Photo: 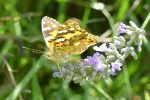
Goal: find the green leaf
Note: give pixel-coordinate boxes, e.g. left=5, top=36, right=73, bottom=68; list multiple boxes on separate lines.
left=31, top=75, right=43, bottom=100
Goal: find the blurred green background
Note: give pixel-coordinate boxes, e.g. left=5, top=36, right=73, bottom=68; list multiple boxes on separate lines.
left=0, top=0, right=150, bottom=100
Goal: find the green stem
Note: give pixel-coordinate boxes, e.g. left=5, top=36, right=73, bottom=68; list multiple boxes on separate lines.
left=90, top=82, right=113, bottom=100
left=101, top=8, right=115, bottom=36
left=6, top=57, right=44, bottom=100
left=57, top=0, right=66, bottom=23
left=141, top=12, right=150, bottom=29
left=90, top=3, right=115, bottom=35
left=82, top=6, right=91, bottom=29
left=123, top=66, right=132, bottom=98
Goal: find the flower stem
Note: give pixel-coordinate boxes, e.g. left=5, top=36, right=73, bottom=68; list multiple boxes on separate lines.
left=141, top=12, right=150, bottom=29
left=6, top=57, right=44, bottom=100
left=90, top=82, right=113, bottom=100
left=101, top=8, right=115, bottom=35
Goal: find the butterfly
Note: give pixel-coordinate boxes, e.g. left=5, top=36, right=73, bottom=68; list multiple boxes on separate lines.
left=41, top=16, right=101, bottom=63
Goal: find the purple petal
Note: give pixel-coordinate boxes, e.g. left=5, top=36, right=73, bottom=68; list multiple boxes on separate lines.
left=53, top=72, right=60, bottom=77
left=111, top=62, right=122, bottom=71
left=110, top=62, right=122, bottom=76
left=95, top=63, right=105, bottom=72
left=93, top=43, right=109, bottom=52
left=117, top=22, right=127, bottom=35
left=84, top=52, right=106, bottom=73
left=114, top=39, right=121, bottom=46
left=85, top=56, right=96, bottom=66
left=110, top=68, right=117, bottom=76
left=84, top=52, right=101, bottom=66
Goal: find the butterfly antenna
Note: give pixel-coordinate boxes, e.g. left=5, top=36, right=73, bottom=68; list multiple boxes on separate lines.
left=22, top=46, right=45, bottom=54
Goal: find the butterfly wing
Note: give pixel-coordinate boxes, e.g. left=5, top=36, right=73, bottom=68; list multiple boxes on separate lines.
left=53, top=19, right=101, bottom=55
left=41, top=16, right=61, bottom=47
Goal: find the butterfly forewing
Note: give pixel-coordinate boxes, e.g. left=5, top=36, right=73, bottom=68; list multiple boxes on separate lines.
left=52, top=19, right=100, bottom=55
left=41, top=16, right=61, bottom=47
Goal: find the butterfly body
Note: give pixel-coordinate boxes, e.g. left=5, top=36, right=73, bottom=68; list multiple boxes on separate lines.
left=41, top=16, right=100, bottom=63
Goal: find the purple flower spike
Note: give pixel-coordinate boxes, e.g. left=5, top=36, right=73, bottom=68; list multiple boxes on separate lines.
left=53, top=72, right=60, bottom=77
left=117, top=22, right=128, bottom=35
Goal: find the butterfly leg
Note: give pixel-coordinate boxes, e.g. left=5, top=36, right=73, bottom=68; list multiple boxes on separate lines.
left=56, top=61, right=65, bottom=80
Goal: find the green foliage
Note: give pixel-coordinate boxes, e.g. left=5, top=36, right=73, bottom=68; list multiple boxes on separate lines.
left=0, top=0, right=150, bottom=100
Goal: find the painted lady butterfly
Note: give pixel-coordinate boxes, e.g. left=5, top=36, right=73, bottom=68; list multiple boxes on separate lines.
left=41, top=16, right=100, bottom=63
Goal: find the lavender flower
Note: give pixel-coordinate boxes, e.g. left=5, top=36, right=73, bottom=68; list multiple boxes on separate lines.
left=110, top=61, right=122, bottom=76
left=93, top=43, right=110, bottom=52
left=117, top=22, right=128, bottom=35
left=113, top=36, right=126, bottom=48
left=84, top=52, right=100, bottom=66
left=84, top=52, right=106, bottom=72
left=53, top=72, right=60, bottom=77
left=111, top=61, right=122, bottom=71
